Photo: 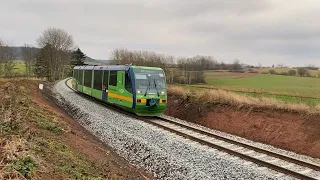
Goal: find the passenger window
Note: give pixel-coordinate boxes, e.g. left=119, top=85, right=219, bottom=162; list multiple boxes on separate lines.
left=109, top=71, right=117, bottom=86
left=84, top=70, right=92, bottom=87
left=79, top=70, right=83, bottom=85
left=125, top=72, right=132, bottom=93
left=93, top=70, right=103, bottom=90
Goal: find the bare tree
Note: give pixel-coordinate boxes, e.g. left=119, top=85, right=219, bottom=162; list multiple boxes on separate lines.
left=0, top=39, right=3, bottom=75
left=22, top=44, right=37, bottom=76
left=230, top=59, right=242, bottom=71
left=0, top=44, right=16, bottom=76
left=36, top=27, right=74, bottom=81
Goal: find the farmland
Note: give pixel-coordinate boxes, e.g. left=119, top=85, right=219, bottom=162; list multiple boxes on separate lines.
left=173, top=70, right=320, bottom=108
left=205, top=72, right=320, bottom=96
left=0, top=61, right=27, bottom=76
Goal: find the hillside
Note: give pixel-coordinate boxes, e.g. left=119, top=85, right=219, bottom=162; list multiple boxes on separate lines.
left=3, top=46, right=111, bottom=64
left=0, top=79, right=150, bottom=179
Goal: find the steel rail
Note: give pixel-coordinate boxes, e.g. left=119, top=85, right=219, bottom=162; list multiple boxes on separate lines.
left=64, top=78, right=319, bottom=180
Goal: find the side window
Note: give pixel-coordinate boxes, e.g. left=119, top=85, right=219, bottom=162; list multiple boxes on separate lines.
left=109, top=71, right=117, bottom=86
left=79, top=70, right=83, bottom=85
left=103, top=70, right=109, bottom=89
left=125, top=72, right=132, bottom=93
left=75, top=70, right=77, bottom=79
left=75, top=70, right=78, bottom=80
left=93, top=70, right=103, bottom=90
left=84, top=70, right=92, bottom=87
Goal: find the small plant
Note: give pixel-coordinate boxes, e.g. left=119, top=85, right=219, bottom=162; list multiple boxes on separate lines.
left=12, top=156, right=37, bottom=178
left=34, top=118, right=63, bottom=134
left=0, top=121, right=18, bottom=135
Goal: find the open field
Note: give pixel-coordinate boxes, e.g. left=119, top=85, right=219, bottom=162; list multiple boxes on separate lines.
left=0, top=62, right=27, bottom=76
left=204, top=72, right=320, bottom=97
left=12, top=62, right=26, bottom=75
left=173, top=71, right=320, bottom=108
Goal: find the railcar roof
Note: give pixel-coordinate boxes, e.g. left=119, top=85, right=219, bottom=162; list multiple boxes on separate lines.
left=73, top=65, right=129, bottom=71
left=73, top=65, right=163, bottom=71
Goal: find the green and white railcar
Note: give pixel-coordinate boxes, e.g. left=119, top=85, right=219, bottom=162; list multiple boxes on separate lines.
left=71, top=65, right=167, bottom=116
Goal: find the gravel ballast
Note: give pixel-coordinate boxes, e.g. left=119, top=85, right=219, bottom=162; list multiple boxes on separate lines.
left=161, top=115, right=320, bottom=166
left=53, top=79, right=293, bottom=180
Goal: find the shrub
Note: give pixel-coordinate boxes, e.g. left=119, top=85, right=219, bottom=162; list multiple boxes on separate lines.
left=279, top=72, right=289, bottom=76
left=288, top=70, right=296, bottom=76
left=306, top=72, right=312, bottom=77
left=269, top=69, right=276, bottom=74
left=297, top=67, right=308, bottom=76
left=247, top=69, right=258, bottom=73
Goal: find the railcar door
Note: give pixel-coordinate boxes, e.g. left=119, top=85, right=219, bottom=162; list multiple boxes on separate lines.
left=102, top=70, right=109, bottom=102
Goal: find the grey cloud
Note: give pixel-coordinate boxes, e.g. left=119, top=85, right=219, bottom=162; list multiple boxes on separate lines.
left=0, top=0, right=319, bottom=66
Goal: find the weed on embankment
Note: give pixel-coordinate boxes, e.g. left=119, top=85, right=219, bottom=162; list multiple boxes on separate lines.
left=0, top=79, right=104, bottom=179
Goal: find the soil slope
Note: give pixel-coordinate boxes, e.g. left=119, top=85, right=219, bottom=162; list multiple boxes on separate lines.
left=166, top=94, right=320, bottom=158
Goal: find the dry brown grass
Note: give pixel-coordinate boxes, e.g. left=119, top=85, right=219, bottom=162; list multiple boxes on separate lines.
left=169, top=86, right=191, bottom=98
left=168, top=86, right=320, bottom=114
left=2, top=137, right=29, bottom=162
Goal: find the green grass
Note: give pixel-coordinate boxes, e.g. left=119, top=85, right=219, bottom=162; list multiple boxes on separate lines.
left=205, top=73, right=320, bottom=97
left=172, top=72, right=320, bottom=108
left=0, top=62, right=27, bottom=76
left=12, top=62, right=27, bottom=75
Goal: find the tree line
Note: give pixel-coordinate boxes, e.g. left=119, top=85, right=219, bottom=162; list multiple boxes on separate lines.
left=1, top=27, right=319, bottom=83
left=109, top=48, right=244, bottom=84
left=0, top=27, right=86, bottom=81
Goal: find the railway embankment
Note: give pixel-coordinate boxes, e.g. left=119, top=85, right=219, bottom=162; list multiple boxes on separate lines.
left=166, top=87, right=320, bottom=159
left=0, top=79, right=150, bottom=179
left=53, top=79, right=283, bottom=179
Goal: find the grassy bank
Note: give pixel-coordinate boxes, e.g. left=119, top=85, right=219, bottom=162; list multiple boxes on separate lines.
left=0, top=80, right=101, bottom=179
left=168, top=86, right=320, bottom=114
left=0, top=79, right=146, bottom=179
left=172, top=85, right=320, bottom=108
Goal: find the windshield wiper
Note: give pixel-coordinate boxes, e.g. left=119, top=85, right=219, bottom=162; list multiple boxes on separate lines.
left=144, top=77, right=151, bottom=96
left=154, top=79, right=160, bottom=97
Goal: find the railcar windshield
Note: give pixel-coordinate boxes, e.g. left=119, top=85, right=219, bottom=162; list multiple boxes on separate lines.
left=134, top=68, right=166, bottom=95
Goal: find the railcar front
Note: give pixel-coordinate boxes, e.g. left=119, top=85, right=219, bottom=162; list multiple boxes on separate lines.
left=132, top=66, right=167, bottom=116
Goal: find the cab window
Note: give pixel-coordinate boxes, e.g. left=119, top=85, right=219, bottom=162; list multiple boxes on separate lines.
left=125, top=71, right=132, bottom=93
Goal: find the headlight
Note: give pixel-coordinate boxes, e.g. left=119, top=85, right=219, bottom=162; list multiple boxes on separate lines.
left=161, top=91, right=165, bottom=94
left=137, top=90, right=141, bottom=93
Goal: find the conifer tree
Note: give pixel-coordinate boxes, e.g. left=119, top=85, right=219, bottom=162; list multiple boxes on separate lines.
left=71, top=48, right=86, bottom=66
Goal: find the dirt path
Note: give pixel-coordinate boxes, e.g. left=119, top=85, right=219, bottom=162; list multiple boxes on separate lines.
left=166, top=94, right=320, bottom=159
left=11, top=79, right=154, bottom=179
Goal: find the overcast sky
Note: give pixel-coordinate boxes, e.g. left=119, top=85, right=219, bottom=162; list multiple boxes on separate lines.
left=1, top=0, right=320, bottom=66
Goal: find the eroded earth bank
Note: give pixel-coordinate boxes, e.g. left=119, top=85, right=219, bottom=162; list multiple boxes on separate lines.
left=166, top=92, right=320, bottom=159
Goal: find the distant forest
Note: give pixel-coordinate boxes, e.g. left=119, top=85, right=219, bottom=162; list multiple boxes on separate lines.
left=5, top=46, right=107, bottom=64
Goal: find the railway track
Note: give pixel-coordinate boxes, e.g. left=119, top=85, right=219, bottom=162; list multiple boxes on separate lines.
left=64, top=78, right=320, bottom=180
